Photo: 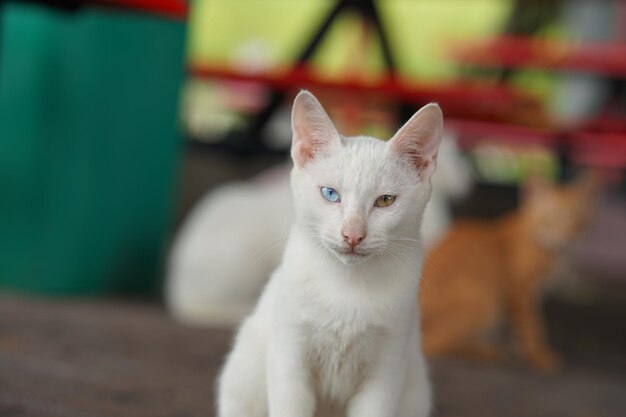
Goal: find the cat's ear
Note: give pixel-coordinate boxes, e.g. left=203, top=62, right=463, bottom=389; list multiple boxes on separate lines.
left=291, top=90, right=341, bottom=167
left=389, top=103, right=444, bottom=180
left=521, top=175, right=552, bottom=202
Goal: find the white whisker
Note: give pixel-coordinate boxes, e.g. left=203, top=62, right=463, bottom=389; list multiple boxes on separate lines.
left=250, top=239, right=289, bottom=267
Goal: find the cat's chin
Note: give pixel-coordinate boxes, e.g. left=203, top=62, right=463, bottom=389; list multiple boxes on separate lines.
left=331, top=249, right=373, bottom=265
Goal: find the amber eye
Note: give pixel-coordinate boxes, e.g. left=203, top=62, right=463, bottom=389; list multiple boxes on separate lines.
left=374, top=195, right=396, bottom=207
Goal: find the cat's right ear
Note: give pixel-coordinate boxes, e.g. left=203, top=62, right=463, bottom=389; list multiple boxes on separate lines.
left=291, top=90, right=341, bottom=167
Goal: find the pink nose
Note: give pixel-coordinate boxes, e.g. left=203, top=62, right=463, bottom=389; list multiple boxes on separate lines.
left=343, top=231, right=365, bottom=248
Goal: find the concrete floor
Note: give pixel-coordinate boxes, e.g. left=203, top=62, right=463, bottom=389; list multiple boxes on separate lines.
left=0, top=293, right=624, bottom=417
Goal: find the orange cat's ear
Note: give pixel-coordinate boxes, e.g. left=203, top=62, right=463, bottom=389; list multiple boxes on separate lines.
left=290, top=90, right=341, bottom=167
left=389, top=103, right=444, bottom=180
left=521, top=175, right=551, bottom=202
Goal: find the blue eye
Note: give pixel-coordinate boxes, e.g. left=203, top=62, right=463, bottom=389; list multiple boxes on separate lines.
left=320, top=187, right=340, bottom=203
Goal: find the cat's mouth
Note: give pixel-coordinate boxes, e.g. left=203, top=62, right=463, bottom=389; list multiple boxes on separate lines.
left=330, top=247, right=374, bottom=264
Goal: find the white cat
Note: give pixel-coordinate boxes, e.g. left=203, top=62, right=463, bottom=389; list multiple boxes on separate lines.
left=217, top=91, right=442, bottom=417
left=166, top=124, right=469, bottom=329
left=167, top=164, right=292, bottom=326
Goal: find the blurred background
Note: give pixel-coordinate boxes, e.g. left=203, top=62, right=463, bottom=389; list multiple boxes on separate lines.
left=1, top=0, right=625, bottom=416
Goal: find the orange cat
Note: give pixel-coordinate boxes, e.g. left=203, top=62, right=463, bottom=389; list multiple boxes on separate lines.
left=420, top=173, right=599, bottom=372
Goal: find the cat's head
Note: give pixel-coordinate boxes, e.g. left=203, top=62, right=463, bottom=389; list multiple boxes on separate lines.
left=522, top=172, right=600, bottom=250
left=289, top=91, right=443, bottom=265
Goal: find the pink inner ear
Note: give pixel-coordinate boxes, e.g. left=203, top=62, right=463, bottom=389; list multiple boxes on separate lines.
left=418, top=158, right=432, bottom=173
left=390, top=127, right=439, bottom=179
left=290, top=91, right=340, bottom=167
left=390, top=103, right=443, bottom=179
left=292, top=140, right=315, bottom=167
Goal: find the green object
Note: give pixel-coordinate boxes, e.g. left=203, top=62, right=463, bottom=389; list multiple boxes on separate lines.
left=0, top=3, right=186, bottom=294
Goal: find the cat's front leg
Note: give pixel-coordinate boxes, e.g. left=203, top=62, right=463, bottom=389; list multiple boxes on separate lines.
left=347, top=338, right=407, bottom=417
left=509, top=275, right=562, bottom=373
left=512, top=298, right=562, bottom=372
left=267, top=329, right=316, bottom=417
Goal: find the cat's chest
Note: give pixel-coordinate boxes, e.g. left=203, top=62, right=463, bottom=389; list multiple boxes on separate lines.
left=304, top=322, right=386, bottom=403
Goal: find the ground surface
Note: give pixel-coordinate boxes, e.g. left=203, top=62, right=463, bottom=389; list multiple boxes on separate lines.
left=0, top=293, right=625, bottom=417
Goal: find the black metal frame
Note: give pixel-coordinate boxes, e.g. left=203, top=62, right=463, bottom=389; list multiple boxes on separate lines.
left=219, top=0, right=399, bottom=154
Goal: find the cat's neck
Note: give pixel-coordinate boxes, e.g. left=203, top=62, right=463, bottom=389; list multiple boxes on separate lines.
left=497, top=211, right=558, bottom=256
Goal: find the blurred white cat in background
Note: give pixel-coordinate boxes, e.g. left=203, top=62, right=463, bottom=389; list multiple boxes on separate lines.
left=166, top=133, right=472, bottom=327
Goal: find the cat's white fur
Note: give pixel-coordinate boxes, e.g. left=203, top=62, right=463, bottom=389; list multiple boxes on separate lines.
left=167, top=166, right=292, bottom=326
left=217, top=91, right=442, bottom=417
left=166, top=129, right=469, bottom=329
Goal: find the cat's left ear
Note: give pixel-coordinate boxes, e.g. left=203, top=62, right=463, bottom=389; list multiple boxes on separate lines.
left=389, top=103, right=444, bottom=180
left=291, top=90, right=341, bottom=167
